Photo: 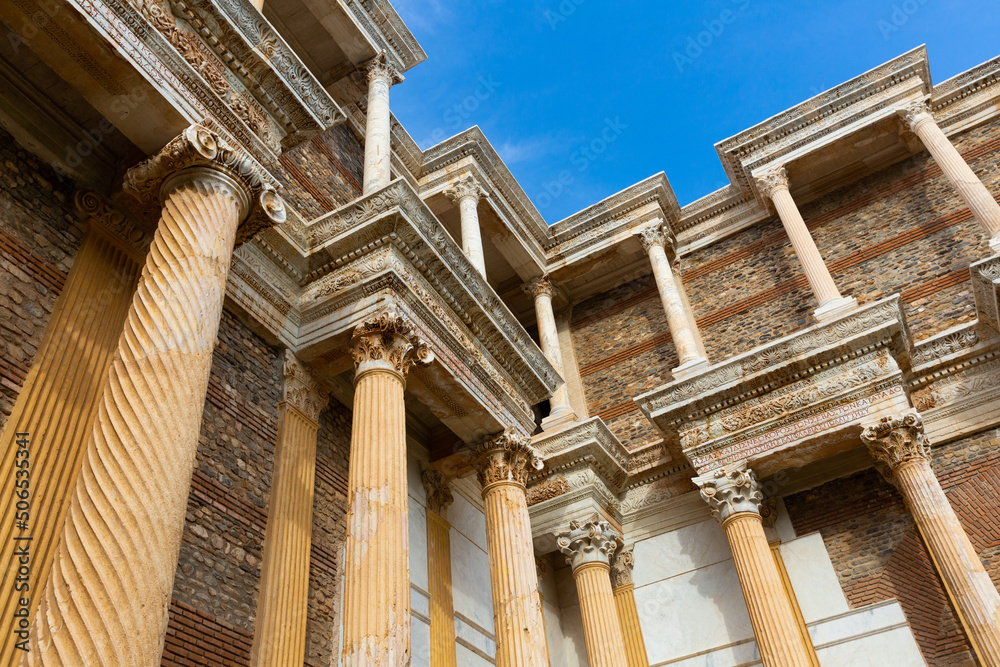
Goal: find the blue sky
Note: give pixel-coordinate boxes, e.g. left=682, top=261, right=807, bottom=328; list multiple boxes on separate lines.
left=390, top=0, right=1000, bottom=223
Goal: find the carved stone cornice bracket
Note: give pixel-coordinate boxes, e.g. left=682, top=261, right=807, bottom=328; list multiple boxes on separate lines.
left=74, top=191, right=151, bottom=255
left=421, top=469, right=454, bottom=515
left=556, top=519, right=622, bottom=570
left=444, top=175, right=487, bottom=204
left=609, top=544, right=634, bottom=589
left=350, top=308, right=434, bottom=379
left=469, top=430, right=543, bottom=491
left=123, top=125, right=286, bottom=245
left=528, top=417, right=638, bottom=495
left=860, top=410, right=932, bottom=483
left=365, top=51, right=405, bottom=86
left=694, top=463, right=763, bottom=524
left=281, top=350, right=328, bottom=423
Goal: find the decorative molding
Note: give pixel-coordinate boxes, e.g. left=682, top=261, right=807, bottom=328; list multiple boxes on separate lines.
left=556, top=519, right=621, bottom=569
left=861, top=410, right=932, bottom=482
left=421, top=469, right=454, bottom=515
left=350, top=308, right=434, bottom=376
left=74, top=191, right=151, bottom=254
left=281, top=350, right=327, bottom=422
left=609, top=544, right=634, bottom=588
left=469, top=430, right=543, bottom=490
left=694, top=463, right=763, bottom=524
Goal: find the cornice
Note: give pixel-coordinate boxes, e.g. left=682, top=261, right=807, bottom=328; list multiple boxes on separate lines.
left=342, top=0, right=427, bottom=73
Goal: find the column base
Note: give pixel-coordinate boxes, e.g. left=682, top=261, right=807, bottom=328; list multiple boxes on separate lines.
left=671, top=356, right=710, bottom=381
left=542, top=406, right=579, bottom=432
left=813, top=296, right=858, bottom=324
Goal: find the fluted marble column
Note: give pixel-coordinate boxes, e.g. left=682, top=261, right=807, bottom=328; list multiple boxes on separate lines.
left=341, top=310, right=433, bottom=665
left=756, top=166, right=857, bottom=322
left=470, top=431, right=549, bottom=667
left=525, top=276, right=578, bottom=431
left=610, top=546, right=649, bottom=667
left=362, top=52, right=404, bottom=195
left=422, top=470, right=458, bottom=667
left=862, top=411, right=1000, bottom=665
left=0, top=193, right=145, bottom=666
left=635, top=222, right=708, bottom=377
left=24, top=125, right=286, bottom=666
left=558, top=520, right=628, bottom=667
left=250, top=352, right=328, bottom=667
left=445, top=175, right=488, bottom=277
left=898, top=100, right=1000, bottom=252
left=695, top=464, right=813, bottom=667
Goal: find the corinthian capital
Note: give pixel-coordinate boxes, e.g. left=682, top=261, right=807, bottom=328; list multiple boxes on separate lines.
left=634, top=222, right=674, bottom=254
left=754, top=165, right=790, bottom=200
left=365, top=51, right=405, bottom=86
left=694, top=463, right=763, bottom=523
left=444, top=175, right=487, bottom=204
left=556, top=519, right=621, bottom=570
left=609, top=544, right=635, bottom=589
left=469, top=430, right=543, bottom=491
left=861, top=410, right=932, bottom=482
left=350, top=309, right=435, bottom=377
left=421, top=469, right=454, bottom=515
left=523, top=275, right=556, bottom=299
left=123, top=124, right=286, bottom=244
left=281, top=350, right=328, bottom=423
left=896, top=99, right=934, bottom=132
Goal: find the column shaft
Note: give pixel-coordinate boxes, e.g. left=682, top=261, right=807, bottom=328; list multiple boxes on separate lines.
left=612, top=584, right=649, bottom=667
left=341, top=367, right=410, bottom=664
left=361, top=55, right=402, bottom=196
left=528, top=279, right=576, bottom=427
left=0, top=222, right=141, bottom=665
left=250, top=403, right=321, bottom=667
left=648, top=243, right=704, bottom=367
left=769, top=186, right=843, bottom=306
left=25, top=173, right=247, bottom=666
left=427, top=510, right=457, bottom=667
left=483, top=481, right=549, bottom=667
left=459, top=195, right=486, bottom=276
left=911, top=115, right=1000, bottom=242
left=895, top=459, right=1000, bottom=664
left=724, top=513, right=813, bottom=667
left=575, top=563, right=628, bottom=667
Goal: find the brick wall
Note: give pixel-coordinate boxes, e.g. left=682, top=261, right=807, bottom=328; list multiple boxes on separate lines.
left=0, top=126, right=83, bottom=425
left=570, top=116, right=1000, bottom=448
left=784, top=428, right=1000, bottom=666
left=272, top=124, right=365, bottom=221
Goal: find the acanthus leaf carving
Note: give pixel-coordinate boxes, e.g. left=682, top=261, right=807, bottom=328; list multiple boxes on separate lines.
left=350, top=309, right=434, bottom=377
left=861, top=410, right=932, bottom=483
left=694, top=463, right=763, bottom=524
left=470, top=430, right=542, bottom=490
left=282, top=350, right=327, bottom=423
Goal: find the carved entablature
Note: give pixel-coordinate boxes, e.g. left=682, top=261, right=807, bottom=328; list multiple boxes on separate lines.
left=528, top=417, right=634, bottom=495
left=636, top=297, right=913, bottom=477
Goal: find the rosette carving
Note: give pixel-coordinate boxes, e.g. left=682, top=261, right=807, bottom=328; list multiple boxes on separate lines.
left=350, top=309, right=435, bottom=377
left=469, top=430, right=543, bottom=490
left=281, top=350, right=327, bottom=422
left=421, top=469, right=454, bottom=515
left=365, top=51, right=405, bottom=86
left=861, top=410, right=932, bottom=482
left=694, top=463, right=763, bottom=523
left=754, top=165, right=790, bottom=200
left=610, top=544, right=635, bottom=588
left=123, top=124, right=286, bottom=244
left=556, top=519, right=622, bottom=570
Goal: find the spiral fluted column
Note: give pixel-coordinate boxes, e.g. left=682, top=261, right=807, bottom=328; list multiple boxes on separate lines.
left=445, top=175, right=488, bottom=276
left=470, top=431, right=549, bottom=667
left=557, top=520, right=628, bottom=667
left=862, top=411, right=1000, bottom=666
left=340, top=311, right=433, bottom=666
left=610, top=546, right=649, bottom=667
left=755, top=167, right=857, bottom=322
left=0, top=193, right=145, bottom=665
left=696, top=464, right=814, bottom=667
left=422, top=470, right=458, bottom=667
left=362, top=53, right=403, bottom=195
left=524, top=276, right=577, bottom=431
left=898, top=100, right=1000, bottom=252
left=22, top=125, right=285, bottom=667
left=250, top=352, right=328, bottom=667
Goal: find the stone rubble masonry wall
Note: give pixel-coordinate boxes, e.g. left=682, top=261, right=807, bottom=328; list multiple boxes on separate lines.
left=272, top=123, right=365, bottom=221
left=0, top=125, right=83, bottom=426
left=570, top=115, right=1000, bottom=450
left=784, top=428, right=1000, bottom=667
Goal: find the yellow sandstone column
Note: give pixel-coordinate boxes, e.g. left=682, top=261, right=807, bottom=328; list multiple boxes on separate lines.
left=23, top=125, right=286, bottom=666
left=862, top=411, right=1000, bottom=666
left=341, top=310, right=433, bottom=665
left=0, top=192, right=145, bottom=665
left=422, top=470, right=458, bottom=667
left=250, top=352, right=328, bottom=667
left=610, top=545, right=649, bottom=667
left=469, top=431, right=549, bottom=667
left=695, top=464, right=813, bottom=667
left=557, top=520, right=628, bottom=667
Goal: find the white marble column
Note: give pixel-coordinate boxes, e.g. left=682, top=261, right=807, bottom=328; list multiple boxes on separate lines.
left=362, top=53, right=404, bottom=195
left=445, top=175, right=488, bottom=276
left=635, top=223, right=708, bottom=378
left=524, top=276, right=578, bottom=431
left=755, top=167, right=857, bottom=322
left=899, top=99, right=1000, bottom=252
